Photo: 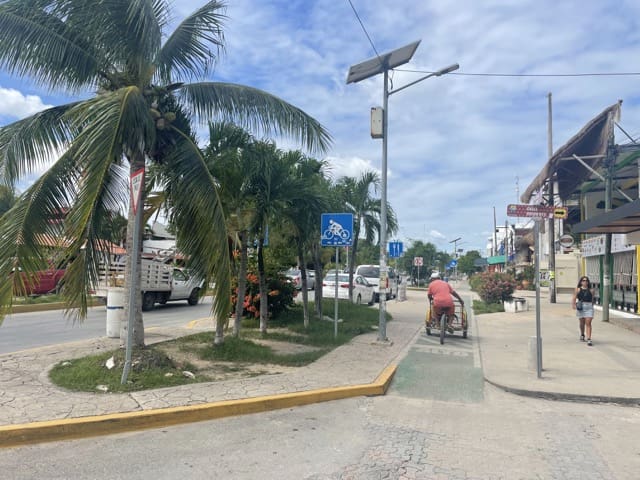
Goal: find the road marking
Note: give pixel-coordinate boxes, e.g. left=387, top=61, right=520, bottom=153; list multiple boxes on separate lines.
left=412, top=344, right=471, bottom=357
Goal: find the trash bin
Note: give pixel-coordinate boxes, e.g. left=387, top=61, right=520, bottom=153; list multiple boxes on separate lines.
left=106, top=287, right=125, bottom=338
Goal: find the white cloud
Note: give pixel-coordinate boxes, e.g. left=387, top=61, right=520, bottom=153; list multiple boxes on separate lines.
left=0, top=86, right=52, bottom=120
left=3, top=0, right=640, bottom=255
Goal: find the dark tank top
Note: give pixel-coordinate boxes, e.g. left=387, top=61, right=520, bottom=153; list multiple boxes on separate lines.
left=577, top=288, right=593, bottom=302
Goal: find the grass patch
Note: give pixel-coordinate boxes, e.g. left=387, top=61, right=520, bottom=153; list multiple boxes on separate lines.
left=49, top=298, right=384, bottom=393
left=472, top=299, right=505, bottom=314
left=49, top=348, right=205, bottom=393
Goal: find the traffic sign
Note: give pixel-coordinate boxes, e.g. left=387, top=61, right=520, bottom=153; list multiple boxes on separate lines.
left=448, top=259, right=458, bottom=268
left=413, top=256, right=423, bottom=266
left=507, top=204, right=556, bottom=219
left=559, top=234, right=574, bottom=248
left=388, top=241, right=403, bottom=258
left=321, top=213, right=353, bottom=246
left=553, top=207, right=568, bottom=219
left=130, top=167, right=144, bottom=214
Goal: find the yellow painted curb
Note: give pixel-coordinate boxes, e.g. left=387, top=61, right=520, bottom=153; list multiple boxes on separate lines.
left=0, top=364, right=397, bottom=448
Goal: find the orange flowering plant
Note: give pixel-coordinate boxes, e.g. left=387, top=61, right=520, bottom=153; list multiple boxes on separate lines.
left=231, top=271, right=296, bottom=319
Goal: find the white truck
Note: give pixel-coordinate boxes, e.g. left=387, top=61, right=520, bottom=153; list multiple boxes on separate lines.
left=96, top=254, right=204, bottom=311
left=354, top=264, right=400, bottom=302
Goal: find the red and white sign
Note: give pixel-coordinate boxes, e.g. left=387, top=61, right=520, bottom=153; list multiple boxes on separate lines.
left=130, top=168, right=145, bottom=214
left=507, top=204, right=555, bottom=219
left=413, top=256, right=423, bottom=266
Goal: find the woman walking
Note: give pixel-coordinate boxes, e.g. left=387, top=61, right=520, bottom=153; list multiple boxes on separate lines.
left=572, top=276, right=595, bottom=346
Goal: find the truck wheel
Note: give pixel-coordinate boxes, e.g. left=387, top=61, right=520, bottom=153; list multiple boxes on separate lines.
left=142, top=292, right=155, bottom=311
left=187, top=288, right=200, bottom=306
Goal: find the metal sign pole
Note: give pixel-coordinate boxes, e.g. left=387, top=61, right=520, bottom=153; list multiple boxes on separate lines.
left=334, top=247, right=339, bottom=338
left=534, top=219, right=543, bottom=378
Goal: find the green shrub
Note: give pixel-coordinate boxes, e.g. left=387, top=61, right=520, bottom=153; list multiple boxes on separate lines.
left=470, top=271, right=517, bottom=304
left=231, top=272, right=296, bottom=320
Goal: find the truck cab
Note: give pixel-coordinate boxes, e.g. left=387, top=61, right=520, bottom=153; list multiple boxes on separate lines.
left=142, top=267, right=203, bottom=311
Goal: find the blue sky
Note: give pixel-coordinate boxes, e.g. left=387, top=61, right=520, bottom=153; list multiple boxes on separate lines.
left=1, top=0, right=640, bottom=255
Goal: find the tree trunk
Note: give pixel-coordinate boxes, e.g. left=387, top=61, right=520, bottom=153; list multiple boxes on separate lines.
left=348, top=230, right=360, bottom=303
left=313, top=242, right=322, bottom=320
left=297, top=241, right=309, bottom=328
left=233, top=230, right=249, bottom=337
left=257, top=237, right=268, bottom=334
left=121, top=153, right=145, bottom=347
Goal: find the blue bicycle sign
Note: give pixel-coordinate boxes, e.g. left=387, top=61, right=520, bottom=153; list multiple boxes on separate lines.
left=321, top=213, right=353, bottom=246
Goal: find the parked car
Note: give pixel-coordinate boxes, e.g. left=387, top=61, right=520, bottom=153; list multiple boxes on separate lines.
left=354, top=264, right=400, bottom=302
left=285, top=268, right=315, bottom=290
left=13, top=266, right=66, bottom=295
left=322, top=273, right=375, bottom=305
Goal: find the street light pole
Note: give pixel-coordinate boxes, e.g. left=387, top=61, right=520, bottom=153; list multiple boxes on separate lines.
left=378, top=67, right=390, bottom=340
left=449, top=237, right=461, bottom=281
left=347, top=41, right=458, bottom=342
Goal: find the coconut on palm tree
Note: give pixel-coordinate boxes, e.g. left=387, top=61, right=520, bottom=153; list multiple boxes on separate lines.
left=0, top=0, right=331, bottom=345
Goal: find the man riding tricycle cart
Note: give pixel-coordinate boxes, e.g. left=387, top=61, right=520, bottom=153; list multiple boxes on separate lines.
left=425, top=272, right=468, bottom=344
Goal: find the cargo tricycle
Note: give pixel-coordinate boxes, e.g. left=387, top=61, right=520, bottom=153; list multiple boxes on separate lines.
left=425, top=298, right=468, bottom=345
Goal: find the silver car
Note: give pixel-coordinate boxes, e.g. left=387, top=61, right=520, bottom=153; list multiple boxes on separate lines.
left=285, top=268, right=315, bottom=290
left=322, top=273, right=375, bottom=305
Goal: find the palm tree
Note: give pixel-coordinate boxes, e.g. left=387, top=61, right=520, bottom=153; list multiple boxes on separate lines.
left=203, top=121, right=257, bottom=339
left=279, top=152, right=330, bottom=327
left=0, top=1, right=331, bottom=341
left=336, top=171, right=398, bottom=300
left=247, top=142, right=300, bottom=334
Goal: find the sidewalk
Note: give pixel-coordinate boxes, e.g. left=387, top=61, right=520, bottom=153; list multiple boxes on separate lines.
left=1, top=285, right=639, bottom=447
left=476, top=288, right=640, bottom=403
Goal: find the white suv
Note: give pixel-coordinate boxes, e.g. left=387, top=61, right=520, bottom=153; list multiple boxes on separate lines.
left=354, top=265, right=399, bottom=302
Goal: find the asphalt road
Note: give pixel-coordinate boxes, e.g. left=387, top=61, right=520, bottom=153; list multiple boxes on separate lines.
left=0, top=297, right=215, bottom=354
left=2, top=325, right=638, bottom=479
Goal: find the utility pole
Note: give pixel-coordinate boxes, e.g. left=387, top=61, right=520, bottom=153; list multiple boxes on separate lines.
left=548, top=93, right=556, bottom=303
left=493, top=207, right=497, bottom=256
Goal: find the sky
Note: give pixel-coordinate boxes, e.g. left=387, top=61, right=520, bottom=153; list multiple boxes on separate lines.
left=1, top=0, right=640, bottom=256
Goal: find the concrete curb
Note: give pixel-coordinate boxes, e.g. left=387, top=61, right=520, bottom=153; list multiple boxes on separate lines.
left=483, top=378, right=640, bottom=407
left=0, top=364, right=397, bottom=448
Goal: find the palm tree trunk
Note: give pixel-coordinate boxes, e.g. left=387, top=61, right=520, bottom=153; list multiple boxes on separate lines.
left=233, top=230, right=249, bottom=337
left=257, top=237, right=268, bottom=334
left=297, top=241, right=309, bottom=328
left=313, top=242, right=322, bottom=320
left=121, top=153, right=145, bottom=347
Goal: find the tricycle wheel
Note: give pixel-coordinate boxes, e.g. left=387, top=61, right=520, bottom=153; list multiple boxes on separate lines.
left=426, top=327, right=431, bottom=335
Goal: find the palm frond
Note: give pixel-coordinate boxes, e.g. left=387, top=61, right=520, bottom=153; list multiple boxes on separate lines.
left=58, top=87, right=151, bottom=316
left=0, top=103, right=80, bottom=187
left=179, top=82, right=332, bottom=155
left=156, top=0, right=226, bottom=83
left=161, top=127, right=231, bottom=322
left=0, top=151, right=79, bottom=323
left=0, top=0, right=103, bottom=92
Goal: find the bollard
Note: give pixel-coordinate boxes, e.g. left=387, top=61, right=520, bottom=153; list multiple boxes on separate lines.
left=397, top=282, right=407, bottom=301
left=106, top=287, right=125, bottom=338
left=528, top=336, right=541, bottom=371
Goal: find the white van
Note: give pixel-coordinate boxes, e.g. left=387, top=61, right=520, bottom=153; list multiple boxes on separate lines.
left=354, top=264, right=399, bottom=302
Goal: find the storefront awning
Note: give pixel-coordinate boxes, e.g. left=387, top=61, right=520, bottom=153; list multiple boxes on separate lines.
left=521, top=102, right=621, bottom=202
left=573, top=198, right=640, bottom=234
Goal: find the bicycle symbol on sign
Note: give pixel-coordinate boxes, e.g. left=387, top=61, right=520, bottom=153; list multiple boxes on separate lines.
left=322, top=219, right=351, bottom=241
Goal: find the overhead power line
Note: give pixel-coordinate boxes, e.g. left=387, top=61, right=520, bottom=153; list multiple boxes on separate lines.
left=346, top=0, right=380, bottom=58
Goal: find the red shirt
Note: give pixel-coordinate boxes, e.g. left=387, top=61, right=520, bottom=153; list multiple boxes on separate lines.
left=427, top=279, right=454, bottom=308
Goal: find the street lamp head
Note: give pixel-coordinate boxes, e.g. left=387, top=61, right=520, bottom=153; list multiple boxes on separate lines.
left=436, top=63, right=459, bottom=76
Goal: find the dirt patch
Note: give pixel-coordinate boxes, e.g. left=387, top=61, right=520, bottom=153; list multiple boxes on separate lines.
left=154, top=339, right=322, bottom=382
